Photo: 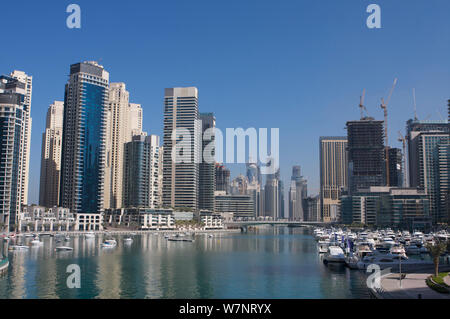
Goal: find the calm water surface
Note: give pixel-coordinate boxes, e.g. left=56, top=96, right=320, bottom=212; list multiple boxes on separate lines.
left=0, top=227, right=369, bottom=299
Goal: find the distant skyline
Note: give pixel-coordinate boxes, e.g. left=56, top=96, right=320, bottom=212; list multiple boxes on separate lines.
left=1, top=0, right=449, bottom=204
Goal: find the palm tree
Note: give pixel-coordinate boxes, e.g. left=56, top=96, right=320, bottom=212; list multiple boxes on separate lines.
left=426, top=241, right=447, bottom=277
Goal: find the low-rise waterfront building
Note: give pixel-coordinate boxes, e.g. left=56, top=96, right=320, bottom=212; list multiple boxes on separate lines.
left=75, top=213, right=103, bottom=231
left=340, top=186, right=431, bottom=231
left=19, top=205, right=74, bottom=232
left=104, top=208, right=175, bottom=230
left=197, top=210, right=223, bottom=229
left=215, top=194, right=254, bottom=220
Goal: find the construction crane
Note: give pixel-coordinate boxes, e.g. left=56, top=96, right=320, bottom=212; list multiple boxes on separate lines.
left=398, top=131, right=407, bottom=187
left=380, top=78, right=398, bottom=186
left=412, top=88, right=418, bottom=121
left=359, top=88, right=367, bottom=119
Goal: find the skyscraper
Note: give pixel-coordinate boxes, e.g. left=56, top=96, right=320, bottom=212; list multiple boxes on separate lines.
left=199, top=112, right=215, bottom=211
left=124, top=134, right=160, bottom=208
left=387, top=147, right=403, bottom=187
left=407, top=119, right=449, bottom=224
left=319, top=137, right=348, bottom=222
left=39, top=101, right=64, bottom=207
left=162, top=87, right=200, bottom=210
left=406, top=119, right=448, bottom=187
left=289, top=166, right=307, bottom=221
left=246, top=161, right=261, bottom=185
left=231, top=175, right=248, bottom=195
left=215, top=163, right=230, bottom=194
left=9, top=71, right=32, bottom=206
left=0, top=71, right=32, bottom=210
left=104, top=83, right=143, bottom=209
left=264, top=175, right=279, bottom=220
left=346, top=119, right=385, bottom=194
left=0, top=90, right=26, bottom=229
left=60, top=61, right=109, bottom=214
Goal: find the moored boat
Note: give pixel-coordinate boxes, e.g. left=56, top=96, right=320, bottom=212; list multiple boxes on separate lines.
left=323, top=246, right=346, bottom=264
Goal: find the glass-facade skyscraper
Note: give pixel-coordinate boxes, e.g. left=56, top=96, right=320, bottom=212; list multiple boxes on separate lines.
left=60, top=62, right=109, bottom=214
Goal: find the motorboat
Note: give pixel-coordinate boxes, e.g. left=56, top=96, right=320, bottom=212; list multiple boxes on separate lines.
left=406, top=244, right=421, bottom=255
left=389, top=244, right=406, bottom=258
left=55, top=246, right=73, bottom=251
left=355, top=244, right=373, bottom=258
left=323, top=246, right=346, bottom=264
left=30, top=239, right=44, bottom=247
left=85, top=232, right=95, bottom=239
left=64, top=236, right=71, bottom=241
left=123, top=237, right=133, bottom=243
left=102, top=239, right=117, bottom=248
left=318, top=241, right=330, bottom=254
left=9, top=245, right=29, bottom=251
left=167, top=237, right=194, bottom=243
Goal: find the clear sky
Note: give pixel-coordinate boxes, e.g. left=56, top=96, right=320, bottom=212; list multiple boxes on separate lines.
left=1, top=0, right=449, bottom=205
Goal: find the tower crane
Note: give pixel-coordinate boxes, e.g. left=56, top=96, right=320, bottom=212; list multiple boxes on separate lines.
left=413, top=88, right=418, bottom=121
left=380, top=78, right=398, bottom=186
left=359, top=88, right=367, bottom=119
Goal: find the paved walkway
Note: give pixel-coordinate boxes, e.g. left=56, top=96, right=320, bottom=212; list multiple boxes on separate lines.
left=444, top=275, right=450, bottom=287
left=379, top=273, right=450, bottom=299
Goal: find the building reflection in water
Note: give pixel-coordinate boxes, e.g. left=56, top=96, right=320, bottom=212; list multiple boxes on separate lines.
left=0, top=228, right=369, bottom=299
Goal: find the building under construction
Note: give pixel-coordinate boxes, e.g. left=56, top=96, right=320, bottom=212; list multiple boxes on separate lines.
left=346, top=118, right=385, bottom=194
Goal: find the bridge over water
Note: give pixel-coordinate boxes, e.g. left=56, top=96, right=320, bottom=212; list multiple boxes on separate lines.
left=224, top=220, right=332, bottom=230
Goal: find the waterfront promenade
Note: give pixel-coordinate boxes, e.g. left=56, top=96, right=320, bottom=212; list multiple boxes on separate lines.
left=373, top=266, right=450, bottom=299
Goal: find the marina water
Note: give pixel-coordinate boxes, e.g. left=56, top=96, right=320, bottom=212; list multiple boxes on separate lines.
left=0, top=227, right=369, bottom=299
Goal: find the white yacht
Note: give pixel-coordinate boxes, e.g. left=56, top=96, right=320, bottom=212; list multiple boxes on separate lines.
left=102, top=239, right=117, bottom=248
left=389, top=244, right=406, bottom=258
left=85, top=232, right=95, bottom=239
left=9, top=245, right=29, bottom=251
left=323, top=246, right=346, bottom=264
left=30, top=239, right=43, bottom=247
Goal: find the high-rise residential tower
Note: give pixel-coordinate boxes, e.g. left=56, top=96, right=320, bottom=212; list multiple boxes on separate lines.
left=0, top=90, right=26, bottom=229
left=60, top=61, right=109, bottom=214
left=319, top=137, right=348, bottom=222
left=162, top=87, right=200, bottom=210
left=264, top=175, right=279, bottom=220
left=39, top=101, right=64, bottom=207
left=104, top=83, right=143, bottom=209
left=124, top=134, right=160, bottom=208
left=407, top=119, right=449, bottom=224
left=9, top=71, right=32, bottom=206
left=406, top=119, right=449, bottom=187
left=199, top=112, right=215, bottom=211
left=346, top=119, right=385, bottom=194
left=0, top=71, right=32, bottom=211
left=289, top=166, right=307, bottom=221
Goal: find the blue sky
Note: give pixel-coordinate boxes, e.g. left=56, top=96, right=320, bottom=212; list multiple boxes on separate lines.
left=1, top=0, right=449, bottom=204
